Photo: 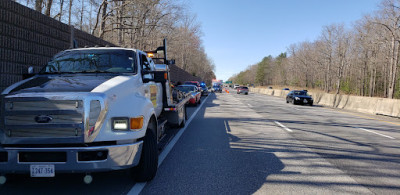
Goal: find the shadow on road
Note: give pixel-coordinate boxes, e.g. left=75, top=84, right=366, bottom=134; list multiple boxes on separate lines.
left=0, top=170, right=135, bottom=195
left=236, top=92, right=400, bottom=194
left=141, top=93, right=285, bottom=194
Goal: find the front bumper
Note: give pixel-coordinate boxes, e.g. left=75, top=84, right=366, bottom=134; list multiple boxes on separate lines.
left=189, top=98, right=196, bottom=104
left=0, top=141, right=143, bottom=174
left=294, top=99, right=313, bottom=105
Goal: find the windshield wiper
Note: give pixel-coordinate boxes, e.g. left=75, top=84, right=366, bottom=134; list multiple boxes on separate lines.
left=81, top=70, right=114, bottom=73
left=39, top=71, right=64, bottom=75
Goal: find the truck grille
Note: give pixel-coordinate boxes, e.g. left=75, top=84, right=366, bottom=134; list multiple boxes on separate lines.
left=19, top=152, right=67, bottom=162
left=4, top=100, right=84, bottom=138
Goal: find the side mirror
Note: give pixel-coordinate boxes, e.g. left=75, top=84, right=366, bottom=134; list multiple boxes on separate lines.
left=143, top=78, right=152, bottom=83
left=142, top=69, right=154, bottom=83
left=22, top=66, right=35, bottom=80
left=167, top=59, right=175, bottom=65
left=28, top=66, right=34, bottom=74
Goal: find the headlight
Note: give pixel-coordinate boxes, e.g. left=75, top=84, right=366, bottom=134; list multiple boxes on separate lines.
left=112, top=117, right=129, bottom=130
left=112, top=116, right=144, bottom=131
left=295, top=97, right=300, bottom=100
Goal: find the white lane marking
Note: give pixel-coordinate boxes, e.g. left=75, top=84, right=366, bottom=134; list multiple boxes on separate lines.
left=274, top=121, right=293, bottom=132
left=247, top=104, right=252, bottom=107
left=357, top=127, right=395, bottom=140
left=127, top=95, right=210, bottom=195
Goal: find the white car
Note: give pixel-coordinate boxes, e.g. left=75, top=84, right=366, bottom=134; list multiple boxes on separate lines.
left=233, top=84, right=240, bottom=89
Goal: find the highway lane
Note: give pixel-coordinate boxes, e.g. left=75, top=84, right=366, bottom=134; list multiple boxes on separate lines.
left=2, top=90, right=399, bottom=194
left=235, top=91, right=400, bottom=194
left=140, top=91, right=375, bottom=194
left=0, top=96, right=208, bottom=195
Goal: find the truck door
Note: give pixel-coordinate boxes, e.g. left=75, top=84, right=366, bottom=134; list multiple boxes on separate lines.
left=140, top=52, right=162, bottom=116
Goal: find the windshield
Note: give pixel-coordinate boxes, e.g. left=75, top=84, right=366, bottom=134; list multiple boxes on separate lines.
left=176, top=86, right=195, bottom=93
left=293, top=91, right=309, bottom=96
left=39, top=49, right=137, bottom=74
left=184, top=82, right=199, bottom=86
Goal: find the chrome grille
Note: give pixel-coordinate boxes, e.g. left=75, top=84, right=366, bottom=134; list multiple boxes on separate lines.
left=7, top=127, right=82, bottom=137
left=4, top=100, right=84, bottom=138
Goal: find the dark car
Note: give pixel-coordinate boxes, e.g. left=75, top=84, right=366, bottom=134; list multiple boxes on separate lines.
left=286, top=90, right=313, bottom=106
left=212, top=85, right=222, bottom=93
left=237, top=86, right=249, bottom=95
left=176, top=85, right=201, bottom=106
left=184, top=81, right=201, bottom=92
left=283, top=88, right=290, bottom=91
left=201, top=86, right=209, bottom=96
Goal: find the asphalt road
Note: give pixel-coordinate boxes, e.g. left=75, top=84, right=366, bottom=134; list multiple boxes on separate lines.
left=140, top=90, right=400, bottom=194
left=1, top=90, right=400, bottom=194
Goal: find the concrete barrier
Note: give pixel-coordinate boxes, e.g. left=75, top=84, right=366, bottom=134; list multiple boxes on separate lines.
left=249, top=87, right=400, bottom=118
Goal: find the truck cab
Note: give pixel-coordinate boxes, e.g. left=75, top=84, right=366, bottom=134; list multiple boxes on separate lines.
left=0, top=40, right=188, bottom=183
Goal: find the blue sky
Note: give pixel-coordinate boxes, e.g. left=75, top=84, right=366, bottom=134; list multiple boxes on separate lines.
left=187, top=0, right=380, bottom=81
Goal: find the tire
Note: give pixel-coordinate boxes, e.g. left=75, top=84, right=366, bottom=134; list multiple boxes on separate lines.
left=180, top=106, right=186, bottom=127
left=286, top=100, right=289, bottom=103
left=131, top=126, right=158, bottom=182
left=292, top=100, right=296, bottom=105
left=309, top=103, right=313, bottom=106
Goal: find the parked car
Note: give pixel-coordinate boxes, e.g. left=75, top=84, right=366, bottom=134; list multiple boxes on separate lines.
left=184, top=81, right=201, bottom=92
left=176, top=85, right=201, bottom=106
left=286, top=90, right=313, bottom=106
left=283, top=88, right=290, bottom=90
left=268, top=86, right=273, bottom=89
left=233, top=84, right=240, bottom=89
left=237, top=86, right=249, bottom=95
left=212, top=85, right=222, bottom=93
left=201, top=86, right=209, bottom=96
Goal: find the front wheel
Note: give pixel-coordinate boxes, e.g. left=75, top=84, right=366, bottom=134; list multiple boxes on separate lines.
left=180, top=106, right=186, bottom=127
left=131, top=127, right=158, bottom=182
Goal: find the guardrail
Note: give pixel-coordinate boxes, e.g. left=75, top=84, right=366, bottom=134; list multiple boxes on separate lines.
left=249, top=88, right=400, bottom=118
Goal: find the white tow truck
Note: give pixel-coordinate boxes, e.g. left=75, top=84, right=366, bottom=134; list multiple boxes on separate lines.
left=0, top=39, right=189, bottom=184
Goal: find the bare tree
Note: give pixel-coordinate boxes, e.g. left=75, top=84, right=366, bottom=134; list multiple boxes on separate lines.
left=35, top=0, right=43, bottom=12
left=45, top=0, right=53, bottom=16
left=68, top=0, right=73, bottom=25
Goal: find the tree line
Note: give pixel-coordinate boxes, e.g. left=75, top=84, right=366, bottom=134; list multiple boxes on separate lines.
left=229, top=0, right=400, bottom=99
left=15, top=0, right=216, bottom=84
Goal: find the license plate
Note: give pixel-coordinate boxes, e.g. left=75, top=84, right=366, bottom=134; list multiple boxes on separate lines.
left=30, top=165, right=55, bottom=177
left=303, top=99, right=308, bottom=103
